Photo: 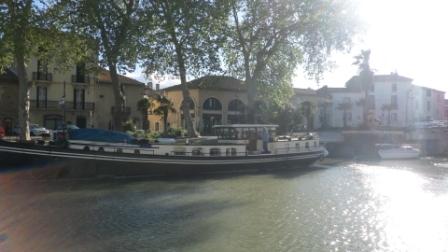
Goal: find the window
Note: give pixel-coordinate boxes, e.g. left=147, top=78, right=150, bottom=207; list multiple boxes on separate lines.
left=391, top=113, right=398, bottom=122
left=368, top=95, right=375, bottom=109
left=209, top=148, right=221, bottom=156
left=36, top=86, right=47, bottom=108
left=427, top=89, right=431, bottom=97
left=427, top=101, right=431, bottom=111
left=155, top=122, right=160, bottom=132
left=226, top=148, right=237, bottom=156
left=192, top=148, right=202, bottom=156
left=37, top=59, right=49, bottom=80
left=73, top=88, right=85, bottom=110
left=75, top=62, right=86, bottom=83
left=391, top=95, right=397, bottom=108
left=346, top=112, right=352, bottom=121
left=203, top=98, right=222, bottom=110
left=392, top=83, right=397, bottom=92
left=228, top=99, right=245, bottom=112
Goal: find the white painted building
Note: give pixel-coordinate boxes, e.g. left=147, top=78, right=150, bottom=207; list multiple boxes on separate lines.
left=313, top=73, right=446, bottom=129
left=369, top=74, right=413, bottom=127
left=412, top=86, right=445, bottom=122
left=317, top=87, right=364, bottom=128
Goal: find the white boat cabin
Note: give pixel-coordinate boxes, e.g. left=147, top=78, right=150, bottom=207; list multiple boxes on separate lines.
left=68, top=124, right=321, bottom=157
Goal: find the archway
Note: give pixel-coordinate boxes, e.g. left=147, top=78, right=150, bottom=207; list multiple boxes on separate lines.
left=202, top=97, right=222, bottom=135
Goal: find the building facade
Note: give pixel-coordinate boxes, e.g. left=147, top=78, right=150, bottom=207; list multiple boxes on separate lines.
left=148, top=76, right=247, bottom=135
left=0, top=59, right=145, bottom=133
left=316, top=87, right=365, bottom=128
left=95, top=69, right=146, bottom=130
left=319, top=73, right=447, bottom=129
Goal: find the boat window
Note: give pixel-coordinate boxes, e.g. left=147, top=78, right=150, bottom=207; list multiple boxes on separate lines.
left=296, top=143, right=300, bottom=149
left=305, top=142, right=309, bottom=149
left=98, top=147, right=104, bottom=152
left=192, top=148, right=202, bottom=156
left=210, top=148, right=221, bottom=156
left=314, top=142, right=317, bottom=147
left=134, top=149, right=140, bottom=154
left=174, top=148, right=186, bottom=156
left=226, top=148, right=237, bottom=156
left=116, top=148, right=123, bottom=153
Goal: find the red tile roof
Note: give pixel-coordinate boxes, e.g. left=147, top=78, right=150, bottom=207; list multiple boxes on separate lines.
left=97, top=68, right=145, bottom=86
left=163, top=76, right=246, bottom=92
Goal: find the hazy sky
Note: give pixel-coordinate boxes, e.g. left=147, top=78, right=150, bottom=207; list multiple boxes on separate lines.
left=129, top=0, right=448, bottom=93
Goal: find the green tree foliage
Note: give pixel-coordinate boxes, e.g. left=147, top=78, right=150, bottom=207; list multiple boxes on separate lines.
left=137, top=96, right=152, bottom=130
left=224, top=0, right=358, bottom=122
left=59, top=0, right=142, bottom=130
left=0, top=0, right=89, bottom=140
left=353, top=49, right=374, bottom=128
left=140, top=0, right=227, bottom=137
left=150, top=94, right=176, bottom=134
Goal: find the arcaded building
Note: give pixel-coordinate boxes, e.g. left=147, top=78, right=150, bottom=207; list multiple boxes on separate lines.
left=149, top=76, right=247, bottom=135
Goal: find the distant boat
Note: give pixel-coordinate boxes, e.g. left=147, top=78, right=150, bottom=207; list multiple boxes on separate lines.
left=376, top=144, right=420, bottom=160
left=0, top=124, right=327, bottom=176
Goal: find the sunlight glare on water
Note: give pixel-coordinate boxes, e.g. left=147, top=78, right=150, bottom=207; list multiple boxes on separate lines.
left=353, top=163, right=448, bottom=252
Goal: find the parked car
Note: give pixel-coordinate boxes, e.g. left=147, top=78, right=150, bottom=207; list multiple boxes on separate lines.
left=12, top=124, right=51, bottom=136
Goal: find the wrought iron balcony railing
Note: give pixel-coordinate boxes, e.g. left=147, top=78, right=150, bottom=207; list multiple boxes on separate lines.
left=30, top=100, right=94, bottom=111
left=71, top=75, right=91, bottom=84
left=32, top=72, right=53, bottom=82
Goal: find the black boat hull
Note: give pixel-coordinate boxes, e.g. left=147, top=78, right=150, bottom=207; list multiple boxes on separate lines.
left=0, top=141, right=324, bottom=178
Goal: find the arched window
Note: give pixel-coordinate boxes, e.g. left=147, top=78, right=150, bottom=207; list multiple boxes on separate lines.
left=203, top=98, right=222, bottom=110
left=228, top=99, right=245, bottom=113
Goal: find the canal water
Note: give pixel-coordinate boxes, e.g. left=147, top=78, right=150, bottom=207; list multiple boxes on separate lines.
left=1, top=159, right=448, bottom=252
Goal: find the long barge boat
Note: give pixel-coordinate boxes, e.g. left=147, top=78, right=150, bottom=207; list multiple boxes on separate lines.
left=0, top=124, right=327, bottom=177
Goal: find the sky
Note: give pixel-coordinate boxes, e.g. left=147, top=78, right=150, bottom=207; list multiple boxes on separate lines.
left=128, top=0, right=448, bottom=93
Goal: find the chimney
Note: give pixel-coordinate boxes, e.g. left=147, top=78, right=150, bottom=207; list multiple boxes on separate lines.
left=147, top=81, right=153, bottom=90
left=156, top=84, right=160, bottom=91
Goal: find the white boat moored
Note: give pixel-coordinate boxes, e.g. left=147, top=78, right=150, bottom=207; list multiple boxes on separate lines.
left=377, top=144, right=420, bottom=160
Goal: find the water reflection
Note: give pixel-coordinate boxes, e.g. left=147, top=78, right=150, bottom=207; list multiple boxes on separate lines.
left=355, top=163, right=448, bottom=252
left=1, top=160, right=448, bottom=251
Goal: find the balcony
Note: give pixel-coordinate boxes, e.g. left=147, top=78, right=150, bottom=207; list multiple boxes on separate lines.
left=30, top=100, right=94, bottom=111
left=71, top=75, right=91, bottom=84
left=32, top=72, right=53, bottom=82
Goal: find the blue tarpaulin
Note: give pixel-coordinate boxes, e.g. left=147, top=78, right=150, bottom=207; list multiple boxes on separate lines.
left=68, top=128, right=136, bottom=143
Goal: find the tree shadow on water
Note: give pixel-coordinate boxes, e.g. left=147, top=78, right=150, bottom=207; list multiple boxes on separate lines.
left=1, top=184, right=246, bottom=252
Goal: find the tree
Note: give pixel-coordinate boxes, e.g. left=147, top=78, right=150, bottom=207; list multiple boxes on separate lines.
left=224, top=0, right=358, bottom=122
left=137, top=96, right=152, bottom=130
left=140, top=0, right=226, bottom=137
left=353, top=49, right=374, bottom=128
left=0, top=1, right=88, bottom=140
left=337, top=101, right=352, bottom=128
left=60, top=0, right=142, bottom=130
left=150, top=94, right=176, bottom=134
